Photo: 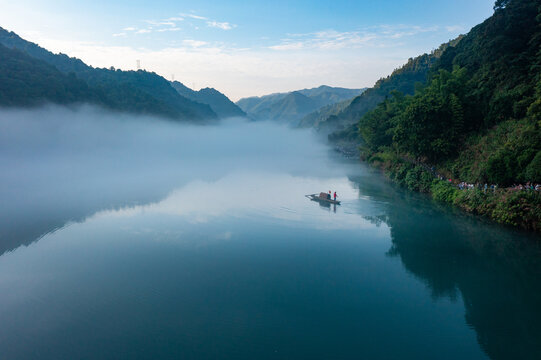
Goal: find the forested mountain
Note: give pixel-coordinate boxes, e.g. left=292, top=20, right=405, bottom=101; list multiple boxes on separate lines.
left=236, top=93, right=288, bottom=118
left=348, top=0, right=540, bottom=183
left=236, top=85, right=364, bottom=124
left=171, top=81, right=245, bottom=118
left=316, top=39, right=462, bottom=134
left=0, top=43, right=96, bottom=106
left=0, top=27, right=217, bottom=121
left=297, top=85, right=365, bottom=105
left=332, top=0, right=540, bottom=230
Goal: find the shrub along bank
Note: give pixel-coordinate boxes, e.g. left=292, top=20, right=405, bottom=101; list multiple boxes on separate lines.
left=367, top=152, right=541, bottom=232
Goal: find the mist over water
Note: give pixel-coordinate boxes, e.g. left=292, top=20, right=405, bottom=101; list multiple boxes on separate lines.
left=1, top=105, right=540, bottom=360
left=0, top=105, right=347, bottom=252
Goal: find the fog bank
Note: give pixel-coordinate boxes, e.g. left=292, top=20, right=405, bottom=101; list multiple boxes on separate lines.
left=0, top=105, right=351, bottom=253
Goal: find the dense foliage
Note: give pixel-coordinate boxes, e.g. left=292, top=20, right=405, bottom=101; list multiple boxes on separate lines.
left=0, top=44, right=94, bottom=106
left=349, top=0, right=540, bottom=186
left=330, top=0, right=541, bottom=230
left=367, top=154, right=541, bottom=231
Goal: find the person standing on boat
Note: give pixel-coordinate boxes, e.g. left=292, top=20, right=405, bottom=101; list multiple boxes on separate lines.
left=328, top=190, right=331, bottom=200
left=333, top=192, right=337, bottom=201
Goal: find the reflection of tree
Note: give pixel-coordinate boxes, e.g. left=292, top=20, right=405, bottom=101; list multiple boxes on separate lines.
left=351, top=174, right=541, bottom=360
left=362, top=215, right=389, bottom=228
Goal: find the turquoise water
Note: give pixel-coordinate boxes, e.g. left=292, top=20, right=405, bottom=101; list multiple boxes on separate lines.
left=0, top=110, right=540, bottom=359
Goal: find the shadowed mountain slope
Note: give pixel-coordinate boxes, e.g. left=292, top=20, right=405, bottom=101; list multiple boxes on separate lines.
left=0, top=27, right=217, bottom=121
left=171, top=81, right=245, bottom=118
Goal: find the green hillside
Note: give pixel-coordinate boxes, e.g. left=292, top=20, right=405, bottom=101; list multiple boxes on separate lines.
left=0, top=43, right=95, bottom=106
left=319, top=39, right=462, bottom=134
left=336, top=0, right=541, bottom=230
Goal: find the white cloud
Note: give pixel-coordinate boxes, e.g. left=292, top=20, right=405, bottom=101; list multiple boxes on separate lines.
left=166, top=16, right=185, bottom=22
left=207, top=21, right=236, bottom=30
left=270, top=25, right=441, bottom=51
left=120, top=12, right=236, bottom=38
left=182, top=39, right=208, bottom=48
left=269, top=42, right=305, bottom=51
left=180, top=13, right=208, bottom=20
left=270, top=30, right=376, bottom=51
left=159, top=21, right=176, bottom=27
left=156, top=27, right=181, bottom=33
left=112, top=32, right=127, bottom=37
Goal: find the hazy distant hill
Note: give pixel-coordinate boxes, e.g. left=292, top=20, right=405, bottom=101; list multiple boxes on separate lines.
left=298, top=97, right=356, bottom=131
left=315, top=39, right=462, bottom=134
left=236, top=85, right=365, bottom=124
left=0, top=27, right=217, bottom=121
left=297, top=85, right=366, bottom=106
left=171, top=81, right=245, bottom=118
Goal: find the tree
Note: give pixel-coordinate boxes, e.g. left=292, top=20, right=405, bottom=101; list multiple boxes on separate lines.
left=493, top=0, right=511, bottom=10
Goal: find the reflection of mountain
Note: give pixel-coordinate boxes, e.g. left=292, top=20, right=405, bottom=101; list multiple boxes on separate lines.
left=350, top=175, right=541, bottom=360
left=0, top=187, right=174, bottom=257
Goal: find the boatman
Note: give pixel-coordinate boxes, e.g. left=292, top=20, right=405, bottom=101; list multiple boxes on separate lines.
left=333, top=191, right=337, bottom=201
left=328, top=190, right=331, bottom=200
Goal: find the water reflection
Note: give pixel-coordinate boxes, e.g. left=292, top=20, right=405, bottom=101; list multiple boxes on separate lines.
left=0, top=106, right=345, bottom=255
left=350, top=175, right=541, bottom=360
left=0, top=172, right=479, bottom=359
left=1, top=107, right=540, bottom=359
left=306, top=196, right=337, bottom=213
left=88, top=172, right=374, bottom=231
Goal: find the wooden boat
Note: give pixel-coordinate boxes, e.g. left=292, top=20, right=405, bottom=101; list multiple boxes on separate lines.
left=305, top=192, right=341, bottom=205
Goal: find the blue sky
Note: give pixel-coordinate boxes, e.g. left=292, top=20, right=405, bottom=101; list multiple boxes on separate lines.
left=0, top=0, right=495, bottom=100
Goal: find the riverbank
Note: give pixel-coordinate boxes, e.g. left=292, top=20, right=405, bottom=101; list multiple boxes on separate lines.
left=357, top=150, right=541, bottom=233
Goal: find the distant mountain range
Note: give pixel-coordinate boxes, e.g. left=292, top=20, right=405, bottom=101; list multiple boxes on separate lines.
left=0, top=27, right=243, bottom=121
left=298, top=97, right=357, bottom=132
left=236, top=85, right=366, bottom=124
left=0, top=26, right=364, bottom=125
left=171, top=81, right=245, bottom=118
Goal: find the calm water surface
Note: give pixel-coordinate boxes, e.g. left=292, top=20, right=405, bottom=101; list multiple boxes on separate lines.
left=1, top=107, right=540, bottom=359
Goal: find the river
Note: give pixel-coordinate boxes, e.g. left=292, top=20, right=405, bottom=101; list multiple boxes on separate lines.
left=0, top=106, right=540, bottom=359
